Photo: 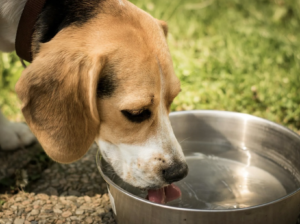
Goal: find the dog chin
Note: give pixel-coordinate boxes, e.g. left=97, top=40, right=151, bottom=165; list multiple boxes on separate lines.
left=102, top=158, right=165, bottom=190
left=102, top=156, right=165, bottom=189
left=97, top=139, right=167, bottom=189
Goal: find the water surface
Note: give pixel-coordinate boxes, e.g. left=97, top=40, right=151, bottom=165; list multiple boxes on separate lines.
left=101, top=141, right=300, bottom=209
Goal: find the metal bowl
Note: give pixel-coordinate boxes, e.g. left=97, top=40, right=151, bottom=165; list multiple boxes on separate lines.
left=96, top=110, right=300, bottom=224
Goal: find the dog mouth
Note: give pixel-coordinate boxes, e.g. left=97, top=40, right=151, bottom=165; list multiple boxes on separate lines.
left=146, top=184, right=181, bottom=204
left=98, top=146, right=182, bottom=204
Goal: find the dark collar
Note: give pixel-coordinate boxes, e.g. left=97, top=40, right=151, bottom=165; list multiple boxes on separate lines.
left=15, top=0, right=47, bottom=63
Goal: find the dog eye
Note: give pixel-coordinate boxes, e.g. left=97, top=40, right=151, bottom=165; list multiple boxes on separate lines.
left=121, top=109, right=151, bottom=123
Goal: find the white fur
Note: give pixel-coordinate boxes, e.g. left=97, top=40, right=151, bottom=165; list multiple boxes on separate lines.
left=118, top=0, right=125, bottom=6
left=0, top=0, right=36, bottom=150
left=98, top=139, right=167, bottom=188
left=0, top=0, right=26, bottom=52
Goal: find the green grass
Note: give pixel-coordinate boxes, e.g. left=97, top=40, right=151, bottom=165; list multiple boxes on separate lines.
left=0, top=52, right=24, bottom=121
left=1, top=0, right=300, bottom=131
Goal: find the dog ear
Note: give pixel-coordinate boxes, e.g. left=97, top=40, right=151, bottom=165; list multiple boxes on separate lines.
left=158, top=20, right=168, bottom=37
left=16, top=42, right=103, bottom=164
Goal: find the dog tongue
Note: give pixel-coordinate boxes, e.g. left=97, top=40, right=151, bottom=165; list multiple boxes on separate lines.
left=147, top=184, right=181, bottom=204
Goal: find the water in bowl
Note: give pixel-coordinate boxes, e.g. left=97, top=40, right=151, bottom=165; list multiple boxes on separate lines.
left=102, top=141, right=300, bottom=210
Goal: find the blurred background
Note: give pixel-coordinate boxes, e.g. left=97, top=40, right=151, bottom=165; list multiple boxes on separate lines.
left=1, top=0, right=300, bottom=131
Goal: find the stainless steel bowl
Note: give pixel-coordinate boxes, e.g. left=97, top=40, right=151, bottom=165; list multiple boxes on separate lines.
left=96, top=110, right=300, bottom=224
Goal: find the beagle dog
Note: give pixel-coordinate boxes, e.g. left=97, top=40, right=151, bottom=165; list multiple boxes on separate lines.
left=0, top=0, right=188, bottom=190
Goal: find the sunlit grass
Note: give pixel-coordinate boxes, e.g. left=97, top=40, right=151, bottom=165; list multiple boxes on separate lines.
left=0, top=52, right=24, bottom=121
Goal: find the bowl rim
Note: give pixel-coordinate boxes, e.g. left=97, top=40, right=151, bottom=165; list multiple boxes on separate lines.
left=96, top=110, right=300, bottom=213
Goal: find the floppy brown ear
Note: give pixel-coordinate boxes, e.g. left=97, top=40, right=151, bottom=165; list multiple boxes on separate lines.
left=158, top=20, right=168, bottom=37
left=16, top=42, right=103, bottom=164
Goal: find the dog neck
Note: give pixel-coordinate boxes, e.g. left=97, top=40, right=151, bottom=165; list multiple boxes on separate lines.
left=0, top=0, right=27, bottom=52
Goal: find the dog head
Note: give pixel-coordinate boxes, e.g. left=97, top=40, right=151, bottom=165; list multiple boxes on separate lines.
left=16, top=0, right=188, bottom=189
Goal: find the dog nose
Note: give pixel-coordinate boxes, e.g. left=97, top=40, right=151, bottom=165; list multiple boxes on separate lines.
left=162, top=162, right=188, bottom=183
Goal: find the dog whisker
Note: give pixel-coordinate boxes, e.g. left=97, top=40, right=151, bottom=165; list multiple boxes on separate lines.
left=179, top=137, right=191, bottom=144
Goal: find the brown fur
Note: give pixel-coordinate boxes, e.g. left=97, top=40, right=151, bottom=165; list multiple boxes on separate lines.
left=16, top=0, right=180, bottom=164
